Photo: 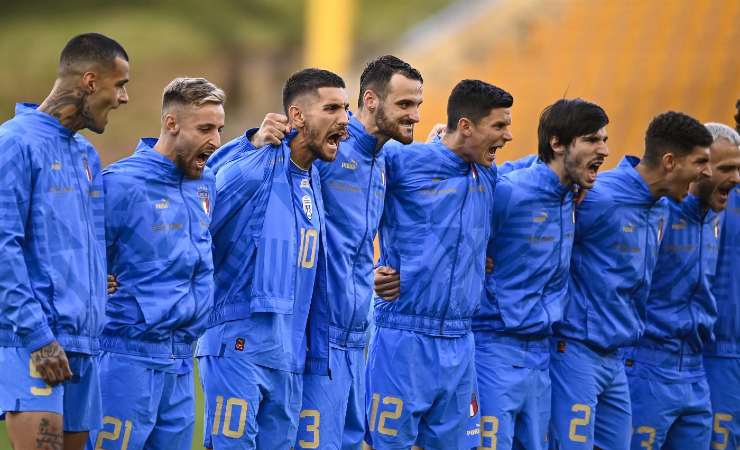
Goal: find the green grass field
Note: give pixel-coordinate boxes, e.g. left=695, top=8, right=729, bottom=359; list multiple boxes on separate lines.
left=0, top=360, right=206, bottom=449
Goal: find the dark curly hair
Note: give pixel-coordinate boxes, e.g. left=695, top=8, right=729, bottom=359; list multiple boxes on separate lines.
left=642, top=111, right=713, bottom=166
left=358, top=55, right=423, bottom=109
left=446, top=80, right=513, bottom=131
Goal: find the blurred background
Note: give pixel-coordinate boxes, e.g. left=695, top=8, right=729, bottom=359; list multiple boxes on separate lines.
left=0, top=0, right=738, bottom=448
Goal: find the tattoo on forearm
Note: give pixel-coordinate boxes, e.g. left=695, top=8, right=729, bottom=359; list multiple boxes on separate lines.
left=35, top=418, right=63, bottom=450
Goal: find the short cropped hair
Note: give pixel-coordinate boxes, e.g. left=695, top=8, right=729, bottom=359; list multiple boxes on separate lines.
left=282, top=68, right=345, bottom=114
left=642, top=111, right=713, bottom=166
left=446, top=80, right=513, bottom=131
left=537, top=99, right=609, bottom=163
left=357, top=55, right=423, bottom=108
left=162, top=77, right=226, bottom=112
left=59, top=33, right=128, bottom=74
left=704, top=122, right=740, bottom=146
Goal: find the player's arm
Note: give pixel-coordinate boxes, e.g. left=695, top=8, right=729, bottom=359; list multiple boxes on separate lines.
left=249, top=113, right=290, bottom=148
left=210, top=153, right=270, bottom=236
left=0, top=137, right=71, bottom=384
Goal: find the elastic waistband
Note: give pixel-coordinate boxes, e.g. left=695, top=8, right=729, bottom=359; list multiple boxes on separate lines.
left=626, top=346, right=703, bottom=370
left=0, top=329, right=99, bottom=355
left=328, top=325, right=367, bottom=348
left=474, top=332, right=550, bottom=350
left=374, top=310, right=471, bottom=337
left=551, top=338, right=623, bottom=360
left=100, top=335, right=193, bottom=358
left=704, top=339, right=740, bottom=357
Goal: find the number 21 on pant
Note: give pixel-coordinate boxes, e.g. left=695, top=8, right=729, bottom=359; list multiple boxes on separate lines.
left=368, top=393, right=403, bottom=436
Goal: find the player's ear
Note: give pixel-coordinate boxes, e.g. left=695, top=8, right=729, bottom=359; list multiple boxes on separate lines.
left=661, top=152, right=676, bottom=172
left=363, top=89, right=378, bottom=113
left=288, top=104, right=304, bottom=129
left=458, top=117, right=473, bottom=137
left=551, top=136, right=565, bottom=157
left=162, top=111, right=179, bottom=135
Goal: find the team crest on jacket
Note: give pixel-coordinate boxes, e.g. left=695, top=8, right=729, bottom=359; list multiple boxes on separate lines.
left=302, top=194, right=313, bottom=220
left=197, top=186, right=210, bottom=215
left=469, top=393, right=479, bottom=417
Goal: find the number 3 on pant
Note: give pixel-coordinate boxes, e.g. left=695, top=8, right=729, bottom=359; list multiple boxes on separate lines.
left=212, top=395, right=248, bottom=439
left=368, top=394, right=403, bottom=436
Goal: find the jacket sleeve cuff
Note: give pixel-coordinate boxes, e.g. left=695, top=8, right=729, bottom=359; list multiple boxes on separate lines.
left=21, top=324, right=56, bottom=353
left=243, top=128, right=259, bottom=150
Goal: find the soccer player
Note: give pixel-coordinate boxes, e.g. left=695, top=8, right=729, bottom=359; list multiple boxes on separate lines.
left=625, top=121, right=739, bottom=450
left=368, top=79, right=512, bottom=449
left=549, top=111, right=713, bottom=450
left=0, top=33, right=129, bottom=450
left=86, top=78, right=224, bottom=449
left=195, top=68, right=349, bottom=449
left=473, top=99, right=609, bottom=450
left=703, top=123, right=740, bottom=450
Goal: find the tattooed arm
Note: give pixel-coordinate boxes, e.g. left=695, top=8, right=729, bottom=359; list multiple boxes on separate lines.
left=30, top=341, right=73, bottom=386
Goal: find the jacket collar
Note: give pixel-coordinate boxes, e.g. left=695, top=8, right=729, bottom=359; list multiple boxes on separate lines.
left=435, top=141, right=473, bottom=175
left=134, top=138, right=184, bottom=182
left=680, top=193, right=712, bottom=223
left=16, top=103, right=76, bottom=138
left=618, top=155, right=658, bottom=204
left=537, top=161, right=571, bottom=197
left=348, top=115, right=379, bottom=157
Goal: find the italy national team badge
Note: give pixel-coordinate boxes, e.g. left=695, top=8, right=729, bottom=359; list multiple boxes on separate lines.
left=302, top=194, right=313, bottom=220
left=197, top=186, right=210, bottom=215
left=469, top=393, right=479, bottom=417
left=82, top=158, right=92, bottom=183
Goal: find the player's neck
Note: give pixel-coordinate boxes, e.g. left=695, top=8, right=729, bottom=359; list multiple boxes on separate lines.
left=547, top=157, right=572, bottom=186
left=38, top=78, right=89, bottom=132
left=635, top=160, right=672, bottom=199
left=153, top=134, right=177, bottom=163
left=441, top=131, right=468, bottom=161
left=288, top=133, right=315, bottom=170
left=357, top=107, right=390, bottom=151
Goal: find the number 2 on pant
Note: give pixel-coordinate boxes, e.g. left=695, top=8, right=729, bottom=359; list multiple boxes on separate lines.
left=568, top=404, right=592, bottom=443
left=299, top=409, right=320, bottom=448
left=29, top=359, right=52, bottom=396
left=94, top=416, right=133, bottom=450
left=368, top=394, right=403, bottom=436
left=212, top=395, right=248, bottom=439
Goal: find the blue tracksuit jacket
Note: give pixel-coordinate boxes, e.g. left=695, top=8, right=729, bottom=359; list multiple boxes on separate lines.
left=375, top=141, right=495, bottom=337
left=315, top=116, right=385, bottom=348
left=473, top=160, right=574, bottom=336
left=0, top=103, right=106, bottom=354
left=100, top=138, right=215, bottom=358
left=198, top=135, right=331, bottom=374
left=555, top=156, right=669, bottom=352
left=706, top=187, right=740, bottom=357
left=637, top=194, right=720, bottom=354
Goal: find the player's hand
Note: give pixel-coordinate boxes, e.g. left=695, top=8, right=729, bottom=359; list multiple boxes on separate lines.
left=250, top=113, right=289, bottom=147
left=107, top=274, right=118, bottom=295
left=426, top=123, right=447, bottom=143
left=485, top=257, right=494, bottom=273
left=30, top=341, right=73, bottom=386
left=374, top=266, right=400, bottom=300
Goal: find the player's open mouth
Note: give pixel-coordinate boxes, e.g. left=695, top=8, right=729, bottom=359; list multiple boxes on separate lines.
left=195, top=151, right=213, bottom=169
left=586, top=158, right=604, bottom=182
left=716, top=185, right=732, bottom=202
left=487, top=145, right=502, bottom=159
left=327, top=131, right=343, bottom=149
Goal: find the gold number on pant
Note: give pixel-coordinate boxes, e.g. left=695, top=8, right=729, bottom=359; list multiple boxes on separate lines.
left=712, top=413, right=732, bottom=450
left=94, top=416, right=133, bottom=450
left=480, top=415, right=499, bottom=450
left=368, top=393, right=404, bottom=436
left=29, top=359, right=52, bottom=396
left=298, top=409, right=320, bottom=448
left=636, top=426, right=656, bottom=450
left=211, top=395, right=248, bottom=439
left=568, top=404, right=591, bottom=443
